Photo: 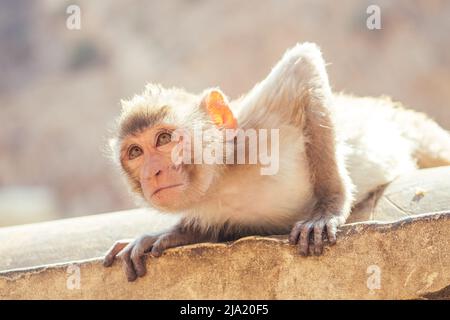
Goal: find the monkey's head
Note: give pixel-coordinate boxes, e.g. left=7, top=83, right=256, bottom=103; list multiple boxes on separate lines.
left=111, top=84, right=237, bottom=212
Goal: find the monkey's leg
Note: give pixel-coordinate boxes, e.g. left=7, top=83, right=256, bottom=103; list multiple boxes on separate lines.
left=245, top=43, right=353, bottom=255
left=103, top=219, right=213, bottom=281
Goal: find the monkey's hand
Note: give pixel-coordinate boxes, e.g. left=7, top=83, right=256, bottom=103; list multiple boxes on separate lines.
left=103, top=235, right=158, bottom=281
left=288, top=213, right=345, bottom=256
left=103, top=231, right=190, bottom=282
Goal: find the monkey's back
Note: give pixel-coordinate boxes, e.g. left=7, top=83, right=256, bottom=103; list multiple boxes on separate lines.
left=332, top=94, right=420, bottom=203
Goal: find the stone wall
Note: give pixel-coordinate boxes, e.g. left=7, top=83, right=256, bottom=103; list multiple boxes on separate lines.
left=0, top=211, right=449, bottom=299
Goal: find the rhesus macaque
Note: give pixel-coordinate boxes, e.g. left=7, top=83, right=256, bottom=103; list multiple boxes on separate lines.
left=104, top=42, right=450, bottom=281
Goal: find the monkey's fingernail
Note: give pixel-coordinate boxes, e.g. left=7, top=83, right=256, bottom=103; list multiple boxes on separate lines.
left=153, top=252, right=162, bottom=258
left=103, top=258, right=112, bottom=267
left=151, top=248, right=163, bottom=257
left=126, top=268, right=138, bottom=281
left=136, top=265, right=146, bottom=277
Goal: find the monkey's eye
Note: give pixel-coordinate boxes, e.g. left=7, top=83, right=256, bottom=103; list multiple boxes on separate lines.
left=156, top=132, right=171, bottom=147
left=128, top=145, right=143, bottom=160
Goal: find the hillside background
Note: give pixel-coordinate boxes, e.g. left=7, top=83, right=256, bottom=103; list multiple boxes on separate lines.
left=0, top=0, right=449, bottom=225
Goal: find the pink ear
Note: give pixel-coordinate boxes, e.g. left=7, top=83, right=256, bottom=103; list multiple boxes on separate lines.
left=202, top=90, right=237, bottom=129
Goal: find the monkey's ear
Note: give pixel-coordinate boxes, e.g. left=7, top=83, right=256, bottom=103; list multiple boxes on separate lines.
left=201, top=89, right=237, bottom=129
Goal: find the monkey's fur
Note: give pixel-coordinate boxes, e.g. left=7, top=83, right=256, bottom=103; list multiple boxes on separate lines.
left=104, top=43, right=450, bottom=281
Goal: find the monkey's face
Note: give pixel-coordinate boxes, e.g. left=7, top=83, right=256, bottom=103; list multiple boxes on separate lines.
left=119, top=125, right=216, bottom=212
left=115, top=85, right=237, bottom=212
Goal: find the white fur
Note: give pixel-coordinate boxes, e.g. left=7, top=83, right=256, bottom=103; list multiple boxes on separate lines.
left=121, top=43, right=433, bottom=233
left=185, top=43, right=422, bottom=231
left=187, top=124, right=315, bottom=233
left=185, top=43, right=329, bottom=231
left=331, top=94, right=418, bottom=202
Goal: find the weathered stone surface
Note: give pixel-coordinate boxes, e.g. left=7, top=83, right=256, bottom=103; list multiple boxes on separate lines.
left=0, top=212, right=449, bottom=299
left=348, top=166, right=450, bottom=223
left=0, top=209, right=180, bottom=271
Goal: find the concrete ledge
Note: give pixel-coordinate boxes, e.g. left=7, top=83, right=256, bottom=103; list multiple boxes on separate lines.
left=1, top=212, right=449, bottom=299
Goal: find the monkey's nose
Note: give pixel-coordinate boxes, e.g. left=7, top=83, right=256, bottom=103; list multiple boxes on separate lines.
left=155, top=170, right=161, bottom=177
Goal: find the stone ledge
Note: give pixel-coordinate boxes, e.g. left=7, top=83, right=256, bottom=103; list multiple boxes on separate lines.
left=1, top=212, right=449, bottom=299
left=0, top=209, right=180, bottom=271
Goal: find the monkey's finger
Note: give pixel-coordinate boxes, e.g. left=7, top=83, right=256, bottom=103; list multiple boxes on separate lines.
left=150, top=237, right=167, bottom=257
left=299, top=223, right=313, bottom=256
left=313, top=221, right=325, bottom=256
left=132, top=255, right=147, bottom=278
left=130, top=245, right=146, bottom=278
left=118, top=247, right=137, bottom=282
left=131, top=236, right=157, bottom=277
left=288, top=221, right=304, bottom=245
left=326, top=220, right=338, bottom=245
left=103, top=239, right=133, bottom=267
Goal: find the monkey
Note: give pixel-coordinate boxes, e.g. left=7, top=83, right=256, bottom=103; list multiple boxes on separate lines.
left=103, top=42, right=450, bottom=281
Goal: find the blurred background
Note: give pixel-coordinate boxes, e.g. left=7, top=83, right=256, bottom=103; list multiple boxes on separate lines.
left=0, top=0, right=449, bottom=226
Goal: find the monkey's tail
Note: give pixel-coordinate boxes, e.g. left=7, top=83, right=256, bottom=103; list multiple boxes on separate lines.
left=393, top=105, right=450, bottom=168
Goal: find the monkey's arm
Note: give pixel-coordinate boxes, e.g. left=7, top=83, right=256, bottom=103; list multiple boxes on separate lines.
left=289, top=99, right=353, bottom=255
left=103, top=218, right=213, bottom=281
left=244, top=43, right=353, bottom=255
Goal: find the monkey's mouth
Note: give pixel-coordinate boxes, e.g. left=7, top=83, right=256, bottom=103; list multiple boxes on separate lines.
left=151, top=184, right=184, bottom=197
